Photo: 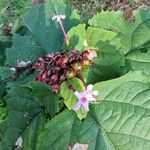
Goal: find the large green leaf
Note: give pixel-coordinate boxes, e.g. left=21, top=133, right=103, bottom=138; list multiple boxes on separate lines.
left=6, top=34, right=44, bottom=66
left=22, top=0, right=80, bottom=53
left=125, top=47, right=150, bottom=74
left=22, top=113, right=46, bottom=150
left=67, top=25, right=125, bottom=83
left=6, top=0, right=80, bottom=66
left=89, top=10, right=150, bottom=54
left=2, top=86, right=43, bottom=150
left=37, top=72, right=150, bottom=150
left=67, top=24, right=120, bottom=50
left=86, top=41, right=125, bottom=84
left=27, top=81, right=59, bottom=117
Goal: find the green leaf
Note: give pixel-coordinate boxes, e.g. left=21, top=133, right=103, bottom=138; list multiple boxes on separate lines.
left=0, top=107, right=6, bottom=141
left=22, top=1, right=80, bottom=53
left=6, top=34, right=44, bottom=66
left=125, top=47, right=150, bottom=74
left=37, top=71, right=150, bottom=150
left=60, top=78, right=87, bottom=120
left=2, top=85, right=43, bottom=150
left=89, top=10, right=121, bottom=30
left=37, top=110, right=76, bottom=150
left=67, top=24, right=120, bottom=50
left=89, top=10, right=150, bottom=54
left=0, top=67, right=13, bottom=80
left=86, top=41, right=125, bottom=84
left=0, top=41, right=12, bottom=66
left=22, top=113, right=46, bottom=150
left=27, top=81, right=59, bottom=117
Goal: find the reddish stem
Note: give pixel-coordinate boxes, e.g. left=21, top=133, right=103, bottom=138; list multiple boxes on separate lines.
left=58, top=19, right=70, bottom=46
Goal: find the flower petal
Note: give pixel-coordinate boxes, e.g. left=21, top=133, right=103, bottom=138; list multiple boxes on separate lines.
left=74, top=91, right=82, bottom=99
left=74, top=102, right=81, bottom=111
left=15, top=137, right=23, bottom=148
left=10, top=67, right=16, bottom=72
left=82, top=101, right=89, bottom=111
left=86, top=84, right=93, bottom=92
left=61, top=15, right=66, bottom=20
left=89, top=97, right=96, bottom=102
left=92, top=90, right=99, bottom=96
left=9, top=23, right=13, bottom=28
left=52, top=15, right=57, bottom=20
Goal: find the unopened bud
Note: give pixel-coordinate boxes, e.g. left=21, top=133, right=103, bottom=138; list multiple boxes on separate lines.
left=72, top=62, right=82, bottom=72
left=66, top=69, right=76, bottom=79
left=82, top=59, right=92, bottom=68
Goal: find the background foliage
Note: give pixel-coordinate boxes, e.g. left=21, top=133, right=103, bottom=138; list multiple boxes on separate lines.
left=0, top=0, right=150, bottom=149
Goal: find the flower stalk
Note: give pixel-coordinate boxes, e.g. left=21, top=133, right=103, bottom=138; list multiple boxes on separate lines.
left=52, top=15, right=70, bottom=46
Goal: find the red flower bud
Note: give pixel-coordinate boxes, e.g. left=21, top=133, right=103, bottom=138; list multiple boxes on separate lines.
left=51, top=84, right=60, bottom=93
left=45, top=53, right=54, bottom=59
left=36, top=58, right=45, bottom=70
left=50, top=74, right=58, bottom=84
left=56, top=56, right=68, bottom=68
left=32, top=0, right=44, bottom=4
left=70, top=49, right=80, bottom=55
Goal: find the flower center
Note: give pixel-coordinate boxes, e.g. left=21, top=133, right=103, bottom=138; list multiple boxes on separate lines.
left=81, top=97, right=87, bottom=103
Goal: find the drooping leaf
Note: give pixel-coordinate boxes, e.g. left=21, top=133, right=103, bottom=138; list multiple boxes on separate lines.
left=89, top=10, right=150, bottom=54
left=37, top=71, right=150, bottom=150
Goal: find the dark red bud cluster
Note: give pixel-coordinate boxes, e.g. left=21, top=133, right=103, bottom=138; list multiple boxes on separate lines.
left=34, top=49, right=97, bottom=93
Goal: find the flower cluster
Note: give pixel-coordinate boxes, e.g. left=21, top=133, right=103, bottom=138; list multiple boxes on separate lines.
left=34, top=49, right=97, bottom=93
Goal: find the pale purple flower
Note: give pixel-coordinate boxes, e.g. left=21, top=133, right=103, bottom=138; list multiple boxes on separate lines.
left=10, top=60, right=31, bottom=72
left=74, top=84, right=99, bottom=112
left=8, top=23, right=13, bottom=28
left=10, top=67, right=16, bottom=72
left=17, top=60, right=31, bottom=68
left=15, top=137, right=23, bottom=148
